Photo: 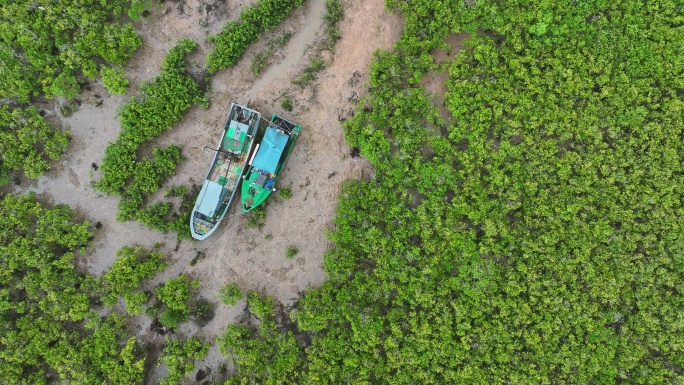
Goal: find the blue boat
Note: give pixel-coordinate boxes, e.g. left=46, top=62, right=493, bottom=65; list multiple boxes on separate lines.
left=190, top=103, right=261, bottom=240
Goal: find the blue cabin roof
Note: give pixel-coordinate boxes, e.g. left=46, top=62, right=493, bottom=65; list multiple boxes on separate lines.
left=251, top=127, right=288, bottom=174
left=197, top=180, right=225, bottom=217
left=223, top=120, right=250, bottom=153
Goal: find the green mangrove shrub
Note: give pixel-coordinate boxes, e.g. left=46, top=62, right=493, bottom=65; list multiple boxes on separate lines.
left=95, top=38, right=207, bottom=235
left=101, top=65, right=130, bottom=95
left=219, top=283, right=244, bottom=306
left=0, top=0, right=145, bottom=101
left=100, top=246, right=167, bottom=315
left=0, top=193, right=146, bottom=384
left=0, top=106, right=69, bottom=184
left=159, top=337, right=210, bottom=385
left=206, top=0, right=305, bottom=74
left=151, top=275, right=201, bottom=330
left=218, top=292, right=303, bottom=383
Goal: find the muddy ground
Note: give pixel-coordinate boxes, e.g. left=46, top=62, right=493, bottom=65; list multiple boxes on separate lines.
left=11, top=0, right=404, bottom=381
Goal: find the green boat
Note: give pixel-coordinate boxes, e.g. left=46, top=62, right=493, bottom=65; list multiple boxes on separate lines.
left=241, top=114, right=301, bottom=212
left=191, top=102, right=261, bottom=240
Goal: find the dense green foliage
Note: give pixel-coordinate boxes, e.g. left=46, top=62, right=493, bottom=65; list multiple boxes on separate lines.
left=0, top=0, right=144, bottom=101
left=0, top=106, right=70, bottom=185
left=100, top=66, right=130, bottom=95
left=206, top=0, right=305, bottom=74
left=218, top=292, right=303, bottom=384
left=95, top=38, right=207, bottom=236
left=6, top=0, right=684, bottom=383
left=73, top=314, right=146, bottom=384
left=0, top=193, right=222, bottom=384
left=219, top=0, right=684, bottom=383
left=0, top=193, right=148, bottom=384
left=159, top=337, right=210, bottom=385
left=100, top=246, right=167, bottom=315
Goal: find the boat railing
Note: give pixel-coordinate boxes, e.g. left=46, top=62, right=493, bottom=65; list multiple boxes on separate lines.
left=272, top=116, right=297, bottom=133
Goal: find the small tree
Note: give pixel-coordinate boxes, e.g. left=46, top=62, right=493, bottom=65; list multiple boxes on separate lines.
left=286, top=245, right=298, bottom=259
left=219, top=283, right=243, bottom=306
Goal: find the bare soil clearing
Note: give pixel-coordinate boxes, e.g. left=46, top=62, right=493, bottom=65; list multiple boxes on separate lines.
left=10, top=0, right=402, bottom=371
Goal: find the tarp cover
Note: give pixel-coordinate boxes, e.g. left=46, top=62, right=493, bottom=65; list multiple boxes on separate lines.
left=224, top=120, right=251, bottom=152
left=197, top=180, right=225, bottom=217
left=252, top=127, right=288, bottom=174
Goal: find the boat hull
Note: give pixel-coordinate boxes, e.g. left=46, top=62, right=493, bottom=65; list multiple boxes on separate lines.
left=241, top=114, right=300, bottom=212
left=191, top=102, right=262, bottom=240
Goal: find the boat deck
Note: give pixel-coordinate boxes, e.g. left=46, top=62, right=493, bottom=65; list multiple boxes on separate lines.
left=208, top=153, right=245, bottom=193
left=191, top=102, right=262, bottom=240
left=194, top=217, right=214, bottom=235
left=241, top=114, right=301, bottom=212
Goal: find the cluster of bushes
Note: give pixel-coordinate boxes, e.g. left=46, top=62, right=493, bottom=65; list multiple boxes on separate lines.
left=206, top=0, right=305, bottom=74
left=0, top=0, right=146, bottom=101
left=95, top=38, right=208, bottom=237
left=0, top=106, right=70, bottom=184
left=159, top=337, right=210, bottom=385
left=0, top=1, right=147, bottom=231
left=219, top=282, right=244, bottom=306
left=99, top=249, right=213, bottom=383
left=148, top=275, right=200, bottom=330
left=0, top=192, right=219, bottom=384
left=99, top=245, right=167, bottom=315
left=0, top=193, right=145, bottom=383
left=100, top=66, right=130, bottom=95
left=98, top=247, right=200, bottom=332
left=218, top=292, right=303, bottom=384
